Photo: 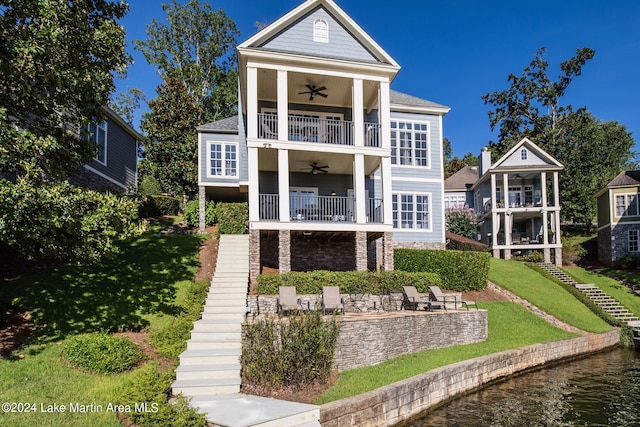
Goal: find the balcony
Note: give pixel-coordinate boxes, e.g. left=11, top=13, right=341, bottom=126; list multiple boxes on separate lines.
left=258, top=113, right=381, bottom=147
left=259, top=194, right=383, bottom=223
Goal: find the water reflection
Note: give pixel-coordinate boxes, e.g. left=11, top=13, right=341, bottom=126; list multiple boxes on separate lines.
left=401, top=349, right=640, bottom=427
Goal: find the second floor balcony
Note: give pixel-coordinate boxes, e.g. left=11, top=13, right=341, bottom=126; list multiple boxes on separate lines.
left=258, top=113, right=381, bottom=148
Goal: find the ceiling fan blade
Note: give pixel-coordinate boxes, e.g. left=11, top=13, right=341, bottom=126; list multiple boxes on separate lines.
left=315, top=86, right=327, bottom=92
left=306, top=84, right=314, bottom=91
left=298, top=90, right=311, bottom=95
left=317, top=92, right=328, bottom=98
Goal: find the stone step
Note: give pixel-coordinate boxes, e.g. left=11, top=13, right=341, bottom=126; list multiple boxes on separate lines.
left=206, top=294, right=247, bottom=303
left=172, top=378, right=241, bottom=396
left=175, top=363, right=241, bottom=381
left=192, top=319, right=242, bottom=332
left=208, top=287, right=247, bottom=295
left=187, top=339, right=242, bottom=350
left=179, top=348, right=241, bottom=365
left=203, top=305, right=247, bottom=314
left=201, top=312, right=245, bottom=321
left=204, top=298, right=246, bottom=307
left=190, top=329, right=241, bottom=340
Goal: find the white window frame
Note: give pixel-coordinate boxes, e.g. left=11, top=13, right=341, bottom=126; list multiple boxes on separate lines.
left=615, top=193, right=640, bottom=218
left=521, top=148, right=528, bottom=160
left=444, top=194, right=466, bottom=210
left=508, top=186, right=522, bottom=207
left=392, top=192, right=432, bottom=231
left=629, top=229, right=639, bottom=252
left=207, top=141, right=238, bottom=179
left=313, top=19, right=328, bottom=43
left=88, top=121, right=107, bottom=165
left=390, top=120, right=430, bottom=168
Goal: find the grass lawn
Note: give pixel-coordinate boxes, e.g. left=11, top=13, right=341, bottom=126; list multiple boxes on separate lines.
left=566, top=267, right=640, bottom=317
left=0, top=221, right=205, bottom=427
left=315, top=301, right=578, bottom=404
left=489, top=258, right=611, bottom=333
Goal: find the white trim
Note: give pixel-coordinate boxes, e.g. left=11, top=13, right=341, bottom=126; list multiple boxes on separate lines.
left=613, top=192, right=640, bottom=218
left=628, top=229, right=639, bottom=252
left=83, top=165, right=127, bottom=189
left=491, top=137, right=564, bottom=170
left=313, top=18, right=328, bottom=43
left=392, top=192, right=433, bottom=232
left=89, top=121, right=108, bottom=166
left=390, top=177, right=442, bottom=184
left=390, top=119, right=431, bottom=168
left=249, top=221, right=393, bottom=233
left=390, top=104, right=451, bottom=115
left=205, top=140, right=239, bottom=179
left=198, top=181, right=240, bottom=188
left=246, top=139, right=389, bottom=157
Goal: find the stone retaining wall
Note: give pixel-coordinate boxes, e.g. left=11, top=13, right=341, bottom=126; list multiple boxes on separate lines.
left=320, top=329, right=620, bottom=427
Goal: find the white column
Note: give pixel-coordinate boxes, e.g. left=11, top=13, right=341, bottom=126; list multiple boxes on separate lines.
left=553, top=171, right=560, bottom=208
left=277, top=70, right=288, bottom=142
left=278, top=149, right=290, bottom=222
left=541, top=172, right=547, bottom=208
left=247, top=67, right=258, bottom=139
left=542, top=211, right=549, bottom=245
left=353, top=78, right=364, bottom=147
left=381, top=157, right=393, bottom=225
left=503, top=173, right=509, bottom=207
left=354, top=154, right=366, bottom=223
left=379, top=81, right=391, bottom=149
left=248, top=147, right=259, bottom=222
left=491, top=173, right=497, bottom=208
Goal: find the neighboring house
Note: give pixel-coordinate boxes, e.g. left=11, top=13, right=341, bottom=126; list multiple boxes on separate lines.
left=444, top=165, right=478, bottom=209
left=197, top=0, right=449, bottom=282
left=69, top=106, right=141, bottom=193
left=467, top=138, right=564, bottom=265
left=595, top=170, right=640, bottom=266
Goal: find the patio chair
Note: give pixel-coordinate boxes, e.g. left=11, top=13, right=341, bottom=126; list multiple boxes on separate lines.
left=402, top=286, right=431, bottom=311
left=261, top=123, right=277, bottom=140
left=321, top=286, right=344, bottom=315
left=277, top=286, right=301, bottom=313
left=428, top=286, right=477, bottom=310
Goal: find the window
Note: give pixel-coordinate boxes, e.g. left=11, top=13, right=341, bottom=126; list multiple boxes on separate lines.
left=615, top=193, right=640, bottom=217
left=313, top=19, right=328, bottom=43
left=393, top=193, right=430, bottom=230
left=629, top=230, right=639, bottom=252
left=88, top=121, right=107, bottom=164
left=390, top=121, right=429, bottom=166
left=524, top=186, right=534, bottom=205
left=444, top=194, right=466, bottom=210
left=521, top=149, right=528, bottom=160
left=508, top=186, right=522, bottom=207
left=208, top=142, right=237, bottom=178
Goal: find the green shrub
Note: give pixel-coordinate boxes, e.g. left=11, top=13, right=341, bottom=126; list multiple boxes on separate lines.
left=183, top=200, right=216, bottom=227
left=615, top=253, right=640, bottom=269
left=445, top=206, right=477, bottom=239
left=562, top=238, right=587, bottom=265
left=139, top=176, right=163, bottom=197
left=394, top=249, right=490, bottom=291
left=152, top=195, right=181, bottom=216
left=0, top=179, right=142, bottom=263
left=242, top=311, right=339, bottom=389
left=513, top=251, right=545, bottom=263
left=215, top=202, right=248, bottom=236
left=256, top=270, right=441, bottom=295
left=446, top=232, right=489, bottom=252
left=63, top=333, right=144, bottom=374
left=119, top=363, right=206, bottom=427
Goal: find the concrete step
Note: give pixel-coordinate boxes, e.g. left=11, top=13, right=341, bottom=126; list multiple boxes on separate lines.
left=187, top=339, right=242, bottom=351
left=202, top=305, right=247, bottom=314
left=201, top=312, right=245, bottom=321
left=179, top=348, right=241, bottom=365
left=204, top=298, right=246, bottom=307
left=172, top=378, right=241, bottom=396
left=192, top=319, right=242, bottom=332
left=190, top=330, right=241, bottom=341
left=175, top=363, right=241, bottom=381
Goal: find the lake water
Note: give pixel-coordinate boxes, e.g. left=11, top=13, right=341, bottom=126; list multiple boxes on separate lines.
left=400, top=348, right=640, bottom=427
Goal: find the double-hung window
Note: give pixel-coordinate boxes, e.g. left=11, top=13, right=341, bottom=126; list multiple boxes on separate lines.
left=208, top=142, right=237, bottom=178
left=392, top=193, right=430, bottom=230
left=629, top=230, right=639, bottom=252
left=88, top=121, right=107, bottom=165
left=390, top=121, right=429, bottom=166
left=615, top=193, right=640, bottom=217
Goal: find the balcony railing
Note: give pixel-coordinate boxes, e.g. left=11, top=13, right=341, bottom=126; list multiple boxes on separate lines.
left=259, top=194, right=383, bottom=223
left=258, top=113, right=381, bottom=147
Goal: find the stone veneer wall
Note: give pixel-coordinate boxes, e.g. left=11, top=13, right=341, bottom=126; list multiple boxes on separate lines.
left=320, top=329, right=620, bottom=427
left=291, top=237, right=355, bottom=271
left=603, top=223, right=640, bottom=266
left=393, top=241, right=446, bottom=251
left=597, top=226, right=613, bottom=266
left=68, top=167, right=126, bottom=193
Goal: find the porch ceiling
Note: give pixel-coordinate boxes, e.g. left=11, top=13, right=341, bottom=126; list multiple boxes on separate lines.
left=258, top=69, right=380, bottom=110
left=258, top=148, right=381, bottom=175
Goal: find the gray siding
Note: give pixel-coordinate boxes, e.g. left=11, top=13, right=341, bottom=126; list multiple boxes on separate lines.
left=258, top=171, right=353, bottom=195
left=86, top=117, right=137, bottom=188
left=260, top=7, right=379, bottom=63
left=390, top=111, right=442, bottom=182
left=199, top=132, right=241, bottom=185
left=392, top=180, right=444, bottom=243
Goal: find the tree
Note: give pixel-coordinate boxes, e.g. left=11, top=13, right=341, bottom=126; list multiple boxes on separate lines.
left=0, top=0, right=131, bottom=179
left=110, top=87, right=146, bottom=129
left=140, top=78, right=202, bottom=203
left=445, top=206, right=477, bottom=239
left=482, top=47, right=636, bottom=226
left=134, top=0, right=240, bottom=123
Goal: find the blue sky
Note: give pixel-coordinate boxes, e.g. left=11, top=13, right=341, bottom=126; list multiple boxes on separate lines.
left=116, top=0, right=640, bottom=158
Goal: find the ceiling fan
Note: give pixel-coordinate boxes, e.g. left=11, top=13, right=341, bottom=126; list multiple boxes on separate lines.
left=298, top=84, right=328, bottom=101
left=303, top=162, right=329, bottom=175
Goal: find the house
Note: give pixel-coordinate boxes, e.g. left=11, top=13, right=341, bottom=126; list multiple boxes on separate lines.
left=595, top=170, right=640, bottom=266
left=197, top=0, right=450, bottom=283
left=444, top=165, right=478, bottom=209
left=69, top=106, right=141, bottom=193
left=468, top=138, right=564, bottom=265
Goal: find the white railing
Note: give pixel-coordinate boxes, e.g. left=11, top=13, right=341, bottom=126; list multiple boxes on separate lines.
left=259, top=193, right=384, bottom=223
left=259, top=194, right=279, bottom=220
left=364, top=122, right=381, bottom=148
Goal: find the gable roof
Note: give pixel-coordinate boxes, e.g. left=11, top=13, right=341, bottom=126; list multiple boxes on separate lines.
left=197, top=116, right=239, bottom=133
left=238, top=0, right=399, bottom=68
left=490, top=137, right=563, bottom=172
left=390, top=90, right=450, bottom=115
left=595, top=170, right=640, bottom=197
left=444, top=166, right=479, bottom=191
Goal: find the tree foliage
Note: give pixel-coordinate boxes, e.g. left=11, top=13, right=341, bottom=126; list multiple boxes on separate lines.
left=0, top=0, right=131, bottom=178
left=134, top=0, right=240, bottom=123
left=442, top=137, right=479, bottom=179
left=445, top=206, right=477, bottom=239
left=140, top=78, right=202, bottom=200
left=110, top=87, right=146, bottom=129
left=482, top=47, right=636, bottom=225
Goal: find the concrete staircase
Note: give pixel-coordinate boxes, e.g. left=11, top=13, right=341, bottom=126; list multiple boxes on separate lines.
left=172, top=234, right=249, bottom=397
left=537, top=263, right=640, bottom=333
left=172, top=234, right=321, bottom=426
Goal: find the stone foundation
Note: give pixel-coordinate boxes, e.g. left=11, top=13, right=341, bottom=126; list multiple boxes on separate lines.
left=393, top=241, right=446, bottom=251
left=320, top=329, right=620, bottom=427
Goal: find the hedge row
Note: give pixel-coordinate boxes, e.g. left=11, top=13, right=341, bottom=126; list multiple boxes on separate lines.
left=394, top=249, right=490, bottom=291
left=215, top=202, right=248, bottom=236
left=256, top=270, right=442, bottom=295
